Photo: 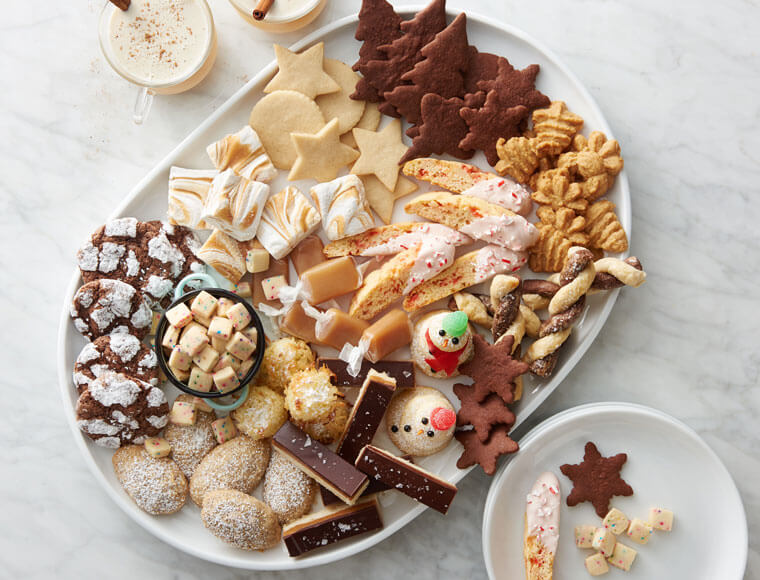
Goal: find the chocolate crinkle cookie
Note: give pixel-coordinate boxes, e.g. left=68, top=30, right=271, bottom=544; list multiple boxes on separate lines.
left=76, top=372, right=169, bottom=448
left=73, top=333, right=158, bottom=394
left=70, top=279, right=152, bottom=341
left=77, top=217, right=204, bottom=307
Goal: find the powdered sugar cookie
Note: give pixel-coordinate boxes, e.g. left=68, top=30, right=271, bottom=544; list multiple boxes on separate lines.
left=112, top=445, right=188, bottom=515
left=262, top=449, right=316, bottom=524
left=164, top=394, right=218, bottom=478
left=386, top=385, right=457, bottom=456
left=201, top=489, right=281, bottom=551
left=71, top=279, right=153, bottom=341
left=73, top=334, right=158, bottom=394
left=75, top=372, right=169, bottom=448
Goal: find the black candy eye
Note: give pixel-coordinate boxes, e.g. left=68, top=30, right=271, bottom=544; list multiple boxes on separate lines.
left=427, top=431, right=435, bottom=437
left=421, top=417, right=429, bottom=425
left=452, top=337, right=459, bottom=345
left=403, top=425, right=411, bottom=432
left=438, top=329, right=446, bottom=336
left=391, top=425, right=398, bottom=433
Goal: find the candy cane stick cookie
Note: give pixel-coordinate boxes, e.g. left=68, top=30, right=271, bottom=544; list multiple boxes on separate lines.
left=524, top=247, right=595, bottom=377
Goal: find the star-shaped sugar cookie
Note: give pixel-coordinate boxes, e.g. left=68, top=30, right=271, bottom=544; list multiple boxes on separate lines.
left=351, top=119, right=409, bottom=191
left=361, top=174, right=417, bottom=224
left=289, top=118, right=360, bottom=182
left=264, top=42, right=340, bottom=99
left=560, top=441, right=634, bottom=517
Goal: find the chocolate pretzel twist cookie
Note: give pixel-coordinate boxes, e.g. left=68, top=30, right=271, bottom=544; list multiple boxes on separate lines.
left=490, top=275, right=527, bottom=400
left=590, top=256, right=645, bottom=291
left=524, top=247, right=596, bottom=377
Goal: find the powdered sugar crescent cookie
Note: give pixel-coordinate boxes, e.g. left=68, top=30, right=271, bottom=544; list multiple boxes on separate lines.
left=73, top=334, right=158, bottom=394
left=386, top=385, right=457, bottom=457
left=112, top=445, right=188, bottom=515
left=77, top=218, right=204, bottom=307
left=201, top=489, right=281, bottom=551
left=75, top=372, right=169, bottom=448
left=262, top=449, right=316, bottom=524
left=189, top=435, right=270, bottom=507
left=164, top=394, right=218, bottom=478
left=70, top=279, right=152, bottom=341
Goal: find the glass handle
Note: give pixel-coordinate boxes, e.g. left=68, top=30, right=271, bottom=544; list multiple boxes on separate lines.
left=133, top=86, right=154, bottom=124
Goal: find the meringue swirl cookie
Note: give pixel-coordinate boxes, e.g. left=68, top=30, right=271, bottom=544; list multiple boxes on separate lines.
left=75, top=372, right=169, bottom=449
left=524, top=472, right=561, bottom=580
left=309, top=175, right=374, bottom=241
left=206, top=125, right=277, bottom=183
left=167, top=167, right=217, bottom=229
left=256, top=186, right=320, bottom=259
left=73, top=334, right=158, bottom=394
left=201, top=170, right=270, bottom=241
left=70, top=279, right=152, bottom=341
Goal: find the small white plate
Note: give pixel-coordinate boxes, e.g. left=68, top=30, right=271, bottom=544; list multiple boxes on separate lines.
left=483, top=402, right=747, bottom=580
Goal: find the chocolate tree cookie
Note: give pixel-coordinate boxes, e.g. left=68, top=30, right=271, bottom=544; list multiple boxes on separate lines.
left=70, top=279, right=152, bottom=341
left=73, top=333, right=158, bottom=394
left=76, top=372, right=169, bottom=448
left=77, top=218, right=204, bottom=307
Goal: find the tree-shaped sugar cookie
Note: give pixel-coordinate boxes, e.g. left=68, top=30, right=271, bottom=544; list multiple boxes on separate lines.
left=584, top=200, right=628, bottom=253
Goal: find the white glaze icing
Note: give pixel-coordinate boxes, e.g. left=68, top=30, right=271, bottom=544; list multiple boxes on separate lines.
left=459, top=214, right=539, bottom=251
left=461, top=177, right=532, bottom=216
left=525, top=471, right=561, bottom=555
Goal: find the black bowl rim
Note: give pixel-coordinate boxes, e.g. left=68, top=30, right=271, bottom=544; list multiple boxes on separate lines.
left=154, top=288, right=265, bottom=398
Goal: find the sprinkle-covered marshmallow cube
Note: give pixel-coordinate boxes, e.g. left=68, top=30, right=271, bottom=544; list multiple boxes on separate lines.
left=226, top=331, right=256, bottom=361
left=191, top=290, right=218, bottom=319
left=585, top=553, right=609, bottom=576
left=575, top=525, right=596, bottom=549
left=144, top=437, right=172, bottom=458
left=162, top=325, right=180, bottom=350
left=648, top=507, right=673, bottom=531
left=237, top=358, right=254, bottom=380
left=179, top=324, right=209, bottom=356
left=211, top=417, right=237, bottom=444
left=213, top=366, right=240, bottom=393
left=208, top=316, right=234, bottom=341
left=169, top=401, right=197, bottom=425
left=217, top=297, right=235, bottom=317
left=165, top=302, right=193, bottom=328
left=626, top=518, right=652, bottom=545
left=246, top=248, right=270, bottom=273
left=169, top=345, right=193, bottom=371
left=603, top=508, right=629, bottom=536
left=193, top=345, right=220, bottom=373
left=188, top=366, right=213, bottom=392
left=214, top=352, right=241, bottom=373
left=261, top=275, right=286, bottom=301
left=226, top=302, right=251, bottom=331
left=233, top=281, right=252, bottom=298
left=607, top=542, right=637, bottom=571
left=592, top=527, right=616, bottom=557
left=191, top=396, right=214, bottom=413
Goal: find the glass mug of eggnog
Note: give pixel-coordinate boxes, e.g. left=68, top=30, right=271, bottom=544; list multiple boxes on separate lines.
left=99, top=0, right=217, bottom=124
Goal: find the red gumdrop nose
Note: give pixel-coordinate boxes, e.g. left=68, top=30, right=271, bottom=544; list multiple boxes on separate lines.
left=430, top=407, right=456, bottom=431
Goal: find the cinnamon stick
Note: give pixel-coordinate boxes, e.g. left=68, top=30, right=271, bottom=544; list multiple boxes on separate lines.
left=109, top=0, right=130, bottom=10
left=253, top=0, right=275, bottom=20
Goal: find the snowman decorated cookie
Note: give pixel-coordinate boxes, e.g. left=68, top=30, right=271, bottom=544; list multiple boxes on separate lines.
left=386, top=386, right=457, bottom=457
left=411, top=310, right=474, bottom=378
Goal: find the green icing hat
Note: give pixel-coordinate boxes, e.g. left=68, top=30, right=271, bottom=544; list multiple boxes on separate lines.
left=441, top=311, right=468, bottom=338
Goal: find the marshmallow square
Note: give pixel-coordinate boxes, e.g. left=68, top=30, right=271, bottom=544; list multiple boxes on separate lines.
left=607, top=542, right=637, bottom=571
left=191, top=290, right=218, bottom=319
left=169, top=401, right=197, bottom=426
left=179, top=324, right=209, bottom=356
left=233, top=281, right=252, bottom=298
left=188, top=366, right=213, bottom=392
left=226, top=302, right=251, bottom=330
left=191, top=396, right=214, bottom=413
left=237, top=358, right=254, bottom=380
left=208, top=316, right=234, bottom=341
left=626, top=518, right=653, bottom=545
left=246, top=248, right=270, bottom=274
left=211, top=417, right=237, bottom=444
left=193, top=345, right=220, bottom=373
left=226, top=331, right=256, bottom=361
left=161, top=325, right=180, bottom=350
left=575, top=525, right=597, bottom=549
left=261, top=275, right=286, bottom=301
left=144, top=437, right=171, bottom=458
left=585, top=553, right=609, bottom=576
left=213, top=366, right=240, bottom=393
left=217, top=297, right=235, bottom=317
left=213, top=352, right=241, bottom=373
left=603, top=508, right=629, bottom=536
left=211, top=336, right=229, bottom=353
left=165, top=302, right=193, bottom=328
left=592, top=527, right=616, bottom=558
left=168, top=345, right=193, bottom=371
left=648, top=507, right=673, bottom=532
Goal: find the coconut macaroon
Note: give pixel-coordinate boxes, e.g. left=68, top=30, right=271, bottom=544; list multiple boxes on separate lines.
left=231, top=386, right=288, bottom=440
left=255, top=337, right=315, bottom=393
left=284, top=366, right=341, bottom=424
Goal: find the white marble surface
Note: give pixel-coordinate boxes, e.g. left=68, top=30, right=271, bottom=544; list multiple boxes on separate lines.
left=1, top=0, right=758, bottom=578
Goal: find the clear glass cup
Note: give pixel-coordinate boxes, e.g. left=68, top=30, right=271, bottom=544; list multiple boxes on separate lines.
left=228, top=0, right=327, bottom=33
left=98, top=0, right=218, bottom=124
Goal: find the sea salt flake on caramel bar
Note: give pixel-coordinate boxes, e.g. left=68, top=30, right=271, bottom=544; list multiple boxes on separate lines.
left=179, top=324, right=209, bottom=356
left=225, top=302, right=251, bottom=330
left=169, top=401, right=196, bottom=425
left=261, top=275, right=287, bottom=302
left=301, top=256, right=361, bottom=305
left=208, top=316, right=234, bottom=341
left=188, top=366, right=213, bottom=392
left=213, top=366, right=239, bottom=393
left=144, top=437, right=172, bottom=458
left=190, top=291, right=218, bottom=319
left=193, top=345, right=220, bottom=373
left=317, top=358, right=416, bottom=388
left=226, top=331, right=256, bottom=361
left=211, top=416, right=237, bottom=444
left=626, top=518, right=652, bottom=545
left=166, top=303, right=193, bottom=328
left=246, top=248, right=270, bottom=274
left=169, top=345, right=193, bottom=371
left=648, top=507, right=673, bottom=531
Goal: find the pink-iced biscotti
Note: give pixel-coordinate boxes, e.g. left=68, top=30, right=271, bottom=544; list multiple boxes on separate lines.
left=524, top=472, right=561, bottom=580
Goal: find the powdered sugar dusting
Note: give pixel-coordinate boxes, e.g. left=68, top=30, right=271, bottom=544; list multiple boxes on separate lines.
left=77, top=342, right=101, bottom=364
left=144, top=275, right=174, bottom=299
left=105, top=217, right=138, bottom=238
left=262, top=450, right=315, bottom=523
left=146, top=386, right=167, bottom=408
left=148, top=230, right=185, bottom=277
left=98, top=242, right=126, bottom=273
left=113, top=447, right=187, bottom=515
left=126, top=250, right=140, bottom=277
left=109, top=334, right=141, bottom=362
left=89, top=374, right=141, bottom=407
left=147, top=414, right=169, bottom=429
left=78, top=241, right=99, bottom=271
left=130, top=301, right=152, bottom=329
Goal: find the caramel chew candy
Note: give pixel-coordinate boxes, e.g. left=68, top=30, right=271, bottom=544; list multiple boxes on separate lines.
left=291, top=235, right=326, bottom=275
left=355, top=445, right=458, bottom=514
left=301, top=256, right=361, bottom=305
left=279, top=301, right=320, bottom=344
left=315, top=308, right=369, bottom=350
left=273, top=422, right=369, bottom=505
left=361, top=309, right=412, bottom=363
left=283, top=499, right=383, bottom=557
